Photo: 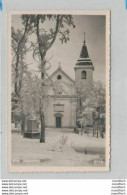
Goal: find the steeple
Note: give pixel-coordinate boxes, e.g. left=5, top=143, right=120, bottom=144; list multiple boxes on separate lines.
left=80, top=32, right=89, bottom=58
left=74, top=33, right=94, bottom=89
left=75, top=33, right=93, bottom=67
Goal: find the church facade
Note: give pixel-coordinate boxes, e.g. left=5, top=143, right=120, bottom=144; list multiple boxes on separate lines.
left=45, top=35, right=94, bottom=129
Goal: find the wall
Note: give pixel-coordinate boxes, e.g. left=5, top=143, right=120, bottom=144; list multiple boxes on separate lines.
left=75, top=67, right=93, bottom=89
left=45, top=97, right=76, bottom=128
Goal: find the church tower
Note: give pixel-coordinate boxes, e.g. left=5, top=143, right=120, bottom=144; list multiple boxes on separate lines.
left=74, top=33, right=94, bottom=90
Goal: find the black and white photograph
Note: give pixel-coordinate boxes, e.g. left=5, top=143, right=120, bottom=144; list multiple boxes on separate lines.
left=8, top=10, right=110, bottom=172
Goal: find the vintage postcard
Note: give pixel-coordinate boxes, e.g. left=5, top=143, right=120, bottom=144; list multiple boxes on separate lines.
left=8, top=10, right=110, bottom=172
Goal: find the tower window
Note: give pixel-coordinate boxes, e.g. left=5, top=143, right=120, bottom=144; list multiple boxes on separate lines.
left=57, top=75, right=61, bottom=80
left=81, top=70, right=87, bottom=79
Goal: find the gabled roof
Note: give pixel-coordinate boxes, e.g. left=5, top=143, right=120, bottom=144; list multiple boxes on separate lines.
left=48, top=65, right=75, bottom=84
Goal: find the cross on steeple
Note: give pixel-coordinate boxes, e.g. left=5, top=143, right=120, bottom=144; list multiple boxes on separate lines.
left=58, top=62, right=61, bottom=69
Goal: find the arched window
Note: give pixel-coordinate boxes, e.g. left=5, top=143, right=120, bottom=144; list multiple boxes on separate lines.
left=81, top=70, right=87, bottom=79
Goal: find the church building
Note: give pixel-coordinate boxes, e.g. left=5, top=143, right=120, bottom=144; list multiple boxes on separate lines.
left=45, top=34, right=94, bottom=129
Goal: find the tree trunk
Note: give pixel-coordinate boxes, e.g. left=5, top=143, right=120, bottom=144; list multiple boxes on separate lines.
left=93, top=123, right=95, bottom=137
left=14, top=117, right=18, bottom=128
left=97, top=124, right=99, bottom=138
left=21, top=113, right=25, bottom=134
left=40, top=111, right=45, bottom=143
left=81, top=123, right=83, bottom=135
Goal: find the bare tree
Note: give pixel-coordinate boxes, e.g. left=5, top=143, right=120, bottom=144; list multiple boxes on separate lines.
left=11, top=15, right=34, bottom=132
left=31, top=14, right=75, bottom=142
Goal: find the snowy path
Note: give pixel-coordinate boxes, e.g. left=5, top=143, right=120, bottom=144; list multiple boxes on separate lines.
left=12, top=128, right=105, bottom=167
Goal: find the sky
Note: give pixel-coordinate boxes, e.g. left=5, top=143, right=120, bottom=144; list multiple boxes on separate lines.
left=12, top=14, right=106, bottom=83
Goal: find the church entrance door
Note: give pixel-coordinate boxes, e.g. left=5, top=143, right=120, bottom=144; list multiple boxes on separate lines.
left=56, top=117, right=61, bottom=128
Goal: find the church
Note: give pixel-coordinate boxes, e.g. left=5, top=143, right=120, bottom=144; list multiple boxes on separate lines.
left=45, top=34, right=94, bottom=129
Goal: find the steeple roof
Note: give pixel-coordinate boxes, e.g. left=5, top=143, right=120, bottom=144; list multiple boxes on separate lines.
left=80, top=35, right=89, bottom=58
left=75, top=33, right=94, bottom=68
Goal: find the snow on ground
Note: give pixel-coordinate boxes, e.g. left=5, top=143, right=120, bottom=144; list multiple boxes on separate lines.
left=12, top=128, right=105, bottom=167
